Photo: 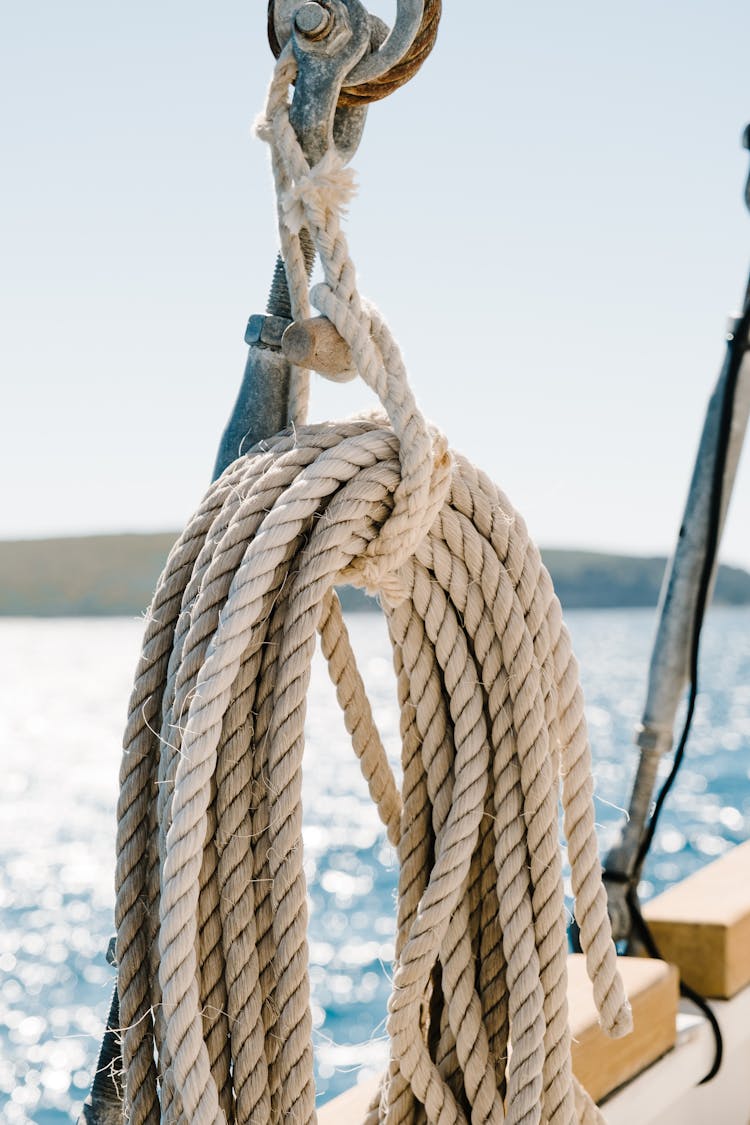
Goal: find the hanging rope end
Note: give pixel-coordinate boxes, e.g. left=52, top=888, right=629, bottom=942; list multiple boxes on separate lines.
left=604, top=998, right=633, bottom=1040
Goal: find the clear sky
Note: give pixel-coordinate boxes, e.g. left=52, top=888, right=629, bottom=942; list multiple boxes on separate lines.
left=3, top=2, right=750, bottom=565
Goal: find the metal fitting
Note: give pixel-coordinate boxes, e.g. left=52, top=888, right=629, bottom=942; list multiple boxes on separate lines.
left=294, top=2, right=332, bottom=39
left=245, top=314, right=293, bottom=349
left=634, top=721, right=672, bottom=757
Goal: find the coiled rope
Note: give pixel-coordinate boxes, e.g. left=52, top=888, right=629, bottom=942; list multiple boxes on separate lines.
left=114, top=48, right=631, bottom=1125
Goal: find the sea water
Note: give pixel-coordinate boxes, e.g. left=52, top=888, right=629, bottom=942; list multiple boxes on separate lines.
left=1, top=608, right=750, bottom=1122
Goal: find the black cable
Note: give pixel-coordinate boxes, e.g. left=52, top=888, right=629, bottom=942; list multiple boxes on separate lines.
left=626, top=889, right=724, bottom=1083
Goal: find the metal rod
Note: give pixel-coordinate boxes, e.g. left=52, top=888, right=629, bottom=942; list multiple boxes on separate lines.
left=603, top=128, right=750, bottom=943
left=76, top=986, right=123, bottom=1125
left=80, top=4, right=431, bottom=1119
left=605, top=334, right=750, bottom=940
left=212, top=2, right=371, bottom=481
left=212, top=234, right=316, bottom=482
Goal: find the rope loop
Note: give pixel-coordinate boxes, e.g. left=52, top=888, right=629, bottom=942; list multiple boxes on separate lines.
left=113, top=51, right=631, bottom=1125
left=257, top=50, right=453, bottom=597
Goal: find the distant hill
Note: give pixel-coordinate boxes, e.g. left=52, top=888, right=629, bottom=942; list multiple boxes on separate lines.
left=0, top=533, right=178, bottom=617
left=1, top=534, right=749, bottom=615
left=542, top=549, right=750, bottom=609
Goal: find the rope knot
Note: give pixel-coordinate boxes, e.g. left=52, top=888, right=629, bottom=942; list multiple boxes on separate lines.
left=341, top=429, right=452, bottom=606
left=280, top=149, right=358, bottom=236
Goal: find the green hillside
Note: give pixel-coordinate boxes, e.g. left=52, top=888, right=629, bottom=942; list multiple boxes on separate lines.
left=1, top=534, right=749, bottom=615
left=542, top=549, right=750, bottom=608
left=0, top=533, right=178, bottom=617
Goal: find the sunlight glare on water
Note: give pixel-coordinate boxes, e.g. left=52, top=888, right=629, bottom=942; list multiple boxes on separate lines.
left=1, top=607, right=749, bottom=1120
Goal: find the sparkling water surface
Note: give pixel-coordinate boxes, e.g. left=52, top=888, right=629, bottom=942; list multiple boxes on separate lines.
left=1, top=608, right=750, bottom=1121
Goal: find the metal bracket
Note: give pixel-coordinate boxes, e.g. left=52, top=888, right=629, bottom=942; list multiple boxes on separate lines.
left=214, top=0, right=405, bottom=480
left=286, top=1, right=372, bottom=165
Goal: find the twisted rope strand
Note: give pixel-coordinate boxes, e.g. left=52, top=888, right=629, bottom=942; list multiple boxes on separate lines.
left=114, top=55, right=630, bottom=1125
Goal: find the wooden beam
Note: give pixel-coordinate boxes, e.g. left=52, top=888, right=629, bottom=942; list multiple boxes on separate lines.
left=318, top=954, right=678, bottom=1120
left=644, top=839, right=750, bottom=999
left=319, top=1074, right=379, bottom=1123
left=569, top=954, right=678, bottom=1104
left=281, top=316, right=356, bottom=381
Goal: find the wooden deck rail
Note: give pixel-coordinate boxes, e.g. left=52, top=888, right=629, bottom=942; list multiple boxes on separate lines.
left=318, top=954, right=678, bottom=1122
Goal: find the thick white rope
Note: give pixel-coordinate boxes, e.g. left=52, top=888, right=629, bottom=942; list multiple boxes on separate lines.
left=114, top=50, right=631, bottom=1125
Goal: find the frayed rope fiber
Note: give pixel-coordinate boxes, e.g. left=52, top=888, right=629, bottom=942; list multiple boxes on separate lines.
left=114, top=48, right=631, bottom=1125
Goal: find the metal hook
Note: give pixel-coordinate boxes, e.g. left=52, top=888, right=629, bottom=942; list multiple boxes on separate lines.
left=743, top=122, right=750, bottom=214
left=272, top=0, right=426, bottom=92
left=287, top=0, right=372, bottom=166
left=346, top=0, right=426, bottom=87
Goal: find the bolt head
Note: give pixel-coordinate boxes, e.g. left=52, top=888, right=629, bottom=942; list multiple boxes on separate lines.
left=294, top=2, right=331, bottom=39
